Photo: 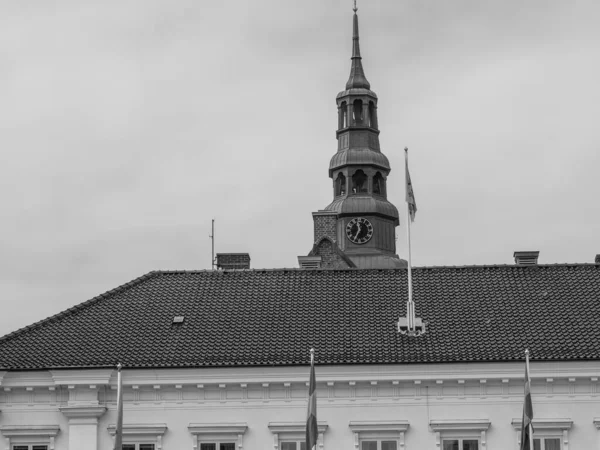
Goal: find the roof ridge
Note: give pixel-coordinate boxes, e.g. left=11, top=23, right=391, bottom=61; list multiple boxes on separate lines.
left=414, top=263, right=600, bottom=270
left=155, top=263, right=599, bottom=274
left=0, top=271, right=160, bottom=344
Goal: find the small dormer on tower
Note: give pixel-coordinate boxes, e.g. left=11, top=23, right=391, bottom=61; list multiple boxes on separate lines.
left=301, top=5, right=406, bottom=270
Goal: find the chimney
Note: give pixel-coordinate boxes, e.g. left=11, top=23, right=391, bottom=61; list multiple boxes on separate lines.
left=216, top=253, right=251, bottom=270
left=595, top=254, right=600, bottom=264
left=513, top=251, right=539, bottom=265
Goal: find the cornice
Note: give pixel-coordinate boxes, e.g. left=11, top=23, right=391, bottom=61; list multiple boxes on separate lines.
left=0, top=425, right=60, bottom=437
left=0, top=371, right=53, bottom=387
left=268, top=422, right=328, bottom=434
left=59, top=405, right=107, bottom=419
left=188, top=423, right=248, bottom=435
left=349, top=421, right=410, bottom=433
left=107, top=424, right=167, bottom=436
left=430, top=419, right=490, bottom=432
left=92, top=361, right=600, bottom=386
left=511, top=418, right=573, bottom=430
left=51, top=369, right=113, bottom=386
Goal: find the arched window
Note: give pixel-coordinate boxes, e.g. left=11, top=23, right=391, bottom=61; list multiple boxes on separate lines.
left=336, top=173, right=346, bottom=196
left=368, top=101, right=378, bottom=129
left=351, top=170, right=368, bottom=194
left=339, top=102, right=348, bottom=129
left=352, top=99, right=363, bottom=125
left=373, top=172, right=385, bottom=196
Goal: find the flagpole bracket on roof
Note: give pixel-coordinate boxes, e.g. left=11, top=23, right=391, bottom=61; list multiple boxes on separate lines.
left=397, top=301, right=426, bottom=336
left=397, top=316, right=426, bottom=336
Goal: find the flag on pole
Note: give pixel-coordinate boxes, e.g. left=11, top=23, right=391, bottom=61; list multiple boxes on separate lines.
left=405, top=148, right=417, bottom=222
left=306, top=349, right=318, bottom=450
left=520, top=351, right=534, bottom=450
left=114, top=363, right=123, bottom=450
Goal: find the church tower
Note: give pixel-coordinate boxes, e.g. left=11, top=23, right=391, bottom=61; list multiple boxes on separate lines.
left=300, top=5, right=406, bottom=270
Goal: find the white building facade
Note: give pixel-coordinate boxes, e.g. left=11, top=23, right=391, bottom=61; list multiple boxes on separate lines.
left=2, top=361, right=600, bottom=450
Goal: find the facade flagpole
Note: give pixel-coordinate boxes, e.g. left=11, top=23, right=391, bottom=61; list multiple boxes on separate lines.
left=114, top=363, right=123, bottom=450
left=525, top=350, right=533, bottom=450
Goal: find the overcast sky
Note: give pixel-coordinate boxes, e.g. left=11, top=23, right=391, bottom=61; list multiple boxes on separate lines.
left=1, top=0, right=599, bottom=337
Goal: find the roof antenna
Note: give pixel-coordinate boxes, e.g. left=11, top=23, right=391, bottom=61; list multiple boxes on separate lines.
left=209, top=219, right=216, bottom=269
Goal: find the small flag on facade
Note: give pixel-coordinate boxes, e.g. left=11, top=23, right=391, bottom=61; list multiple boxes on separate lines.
left=520, top=350, right=534, bottom=450
left=306, top=349, right=318, bottom=450
left=114, top=363, right=124, bottom=450
left=405, top=148, right=417, bottom=222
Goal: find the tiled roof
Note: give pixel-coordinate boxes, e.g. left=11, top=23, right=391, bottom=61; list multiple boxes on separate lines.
left=1, top=264, right=599, bottom=370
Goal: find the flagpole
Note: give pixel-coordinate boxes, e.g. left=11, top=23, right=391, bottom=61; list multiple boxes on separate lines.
left=405, top=148, right=414, bottom=330
left=114, top=363, right=123, bottom=450
left=306, top=348, right=317, bottom=450
left=525, top=349, right=533, bottom=450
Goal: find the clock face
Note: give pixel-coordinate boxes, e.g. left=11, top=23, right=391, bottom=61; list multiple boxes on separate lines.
left=346, top=217, right=374, bottom=244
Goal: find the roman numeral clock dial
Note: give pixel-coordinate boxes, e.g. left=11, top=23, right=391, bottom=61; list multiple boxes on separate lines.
left=346, top=217, right=374, bottom=244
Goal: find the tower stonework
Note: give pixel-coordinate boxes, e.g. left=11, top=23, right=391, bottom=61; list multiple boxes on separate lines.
left=301, top=7, right=406, bottom=270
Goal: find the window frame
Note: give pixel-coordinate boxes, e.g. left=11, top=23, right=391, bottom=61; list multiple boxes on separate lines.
left=348, top=421, right=410, bottom=450
left=0, top=426, right=60, bottom=450
left=511, top=418, right=572, bottom=450
left=268, top=422, right=328, bottom=450
left=122, top=445, right=156, bottom=450
left=107, top=423, right=167, bottom=450
left=440, top=437, right=480, bottom=450
left=199, top=442, right=237, bottom=450
left=429, top=419, right=490, bottom=450
left=532, top=437, right=562, bottom=450
left=11, top=446, right=49, bottom=450
left=188, top=423, right=248, bottom=450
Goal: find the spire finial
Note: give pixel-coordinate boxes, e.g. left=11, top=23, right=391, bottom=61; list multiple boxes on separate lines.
left=345, top=2, right=370, bottom=90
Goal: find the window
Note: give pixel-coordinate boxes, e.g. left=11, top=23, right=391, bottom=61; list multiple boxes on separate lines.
left=107, top=424, right=167, bottom=450
left=353, top=99, right=363, bottom=124
left=511, top=418, right=571, bottom=450
left=373, top=172, right=385, bottom=196
left=368, top=101, right=378, bottom=129
left=348, top=421, right=409, bottom=450
left=430, top=419, right=490, bottom=450
left=281, top=441, right=306, bottom=450
left=269, top=422, right=328, bottom=450
left=441, top=439, right=479, bottom=450
left=533, top=438, right=561, bottom=450
left=0, top=426, right=60, bottom=450
left=336, top=173, right=346, bottom=196
left=13, top=447, right=48, bottom=450
left=361, top=440, right=397, bottom=450
left=188, top=423, right=248, bottom=450
left=200, top=443, right=236, bottom=450
left=340, top=102, right=348, bottom=128
left=351, top=170, right=368, bottom=194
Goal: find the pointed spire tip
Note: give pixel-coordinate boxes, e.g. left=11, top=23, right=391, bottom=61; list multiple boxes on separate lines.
left=353, top=0, right=357, bottom=13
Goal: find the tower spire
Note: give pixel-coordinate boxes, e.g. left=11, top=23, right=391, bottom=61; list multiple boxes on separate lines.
left=346, top=2, right=370, bottom=90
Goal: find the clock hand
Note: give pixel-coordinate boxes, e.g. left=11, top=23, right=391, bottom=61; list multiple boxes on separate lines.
left=354, top=223, right=361, bottom=240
